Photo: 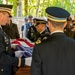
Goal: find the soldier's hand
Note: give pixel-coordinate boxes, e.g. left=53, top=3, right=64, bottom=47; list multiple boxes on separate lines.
left=15, top=51, right=24, bottom=58
left=25, top=57, right=32, bottom=66
left=11, top=44, right=16, bottom=49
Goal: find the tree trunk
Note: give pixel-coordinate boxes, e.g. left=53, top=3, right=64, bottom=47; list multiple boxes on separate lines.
left=36, top=0, right=40, bottom=17
left=24, top=0, right=28, bottom=16
left=6, top=0, right=8, bottom=4
left=18, top=0, right=22, bottom=17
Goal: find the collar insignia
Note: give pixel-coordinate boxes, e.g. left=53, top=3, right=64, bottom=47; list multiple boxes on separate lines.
left=42, top=36, right=47, bottom=40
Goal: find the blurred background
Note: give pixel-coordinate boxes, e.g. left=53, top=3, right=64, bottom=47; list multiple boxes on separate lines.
left=1, top=0, right=75, bottom=17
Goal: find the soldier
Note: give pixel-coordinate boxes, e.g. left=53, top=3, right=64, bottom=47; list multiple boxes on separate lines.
left=33, top=17, right=50, bottom=44
left=0, top=4, right=32, bottom=75
left=27, top=24, right=38, bottom=42
left=2, top=19, right=20, bottom=39
left=30, top=7, right=75, bottom=75
left=64, top=17, right=75, bottom=39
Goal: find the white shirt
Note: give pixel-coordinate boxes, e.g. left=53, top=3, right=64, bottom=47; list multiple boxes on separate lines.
left=51, top=30, right=64, bottom=35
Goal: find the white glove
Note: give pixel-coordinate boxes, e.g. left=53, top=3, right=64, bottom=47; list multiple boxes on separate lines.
left=25, top=57, right=32, bottom=66
left=15, top=51, right=24, bottom=58
left=11, top=44, right=16, bottom=49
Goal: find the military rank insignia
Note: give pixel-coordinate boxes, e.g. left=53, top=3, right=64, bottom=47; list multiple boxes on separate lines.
left=35, top=39, right=41, bottom=44
left=6, top=47, right=8, bottom=51
left=31, top=33, right=33, bottom=37
left=42, top=36, right=47, bottom=41
left=4, top=36, right=8, bottom=44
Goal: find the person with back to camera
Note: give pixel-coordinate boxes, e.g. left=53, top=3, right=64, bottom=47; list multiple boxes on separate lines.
left=30, top=6, right=75, bottom=75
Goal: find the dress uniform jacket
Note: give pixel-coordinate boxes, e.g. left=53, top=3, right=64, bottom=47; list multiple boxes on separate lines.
left=2, top=21, right=20, bottom=39
left=35, top=27, right=50, bottom=43
left=31, top=32, right=75, bottom=75
left=27, top=25, right=38, bottom=42
left=0, top=28, right=25, bottom=75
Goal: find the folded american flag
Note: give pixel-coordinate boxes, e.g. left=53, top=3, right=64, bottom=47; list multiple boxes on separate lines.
left=11, top=38, right=34, bottom=58
left=16, top=45, right=33, bottom=58
left=11, top=38, right=34, bottom=47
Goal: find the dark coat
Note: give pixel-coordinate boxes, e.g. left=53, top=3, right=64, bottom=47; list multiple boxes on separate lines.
left=35, top=27, right=50, bottom=44
left=27, top=25, right=38, bottom=42
left=2, top=21, right=20, bottom=39
left=0, top=28, right=25, bottom=75
left=31, top=32, right=75, bottom=75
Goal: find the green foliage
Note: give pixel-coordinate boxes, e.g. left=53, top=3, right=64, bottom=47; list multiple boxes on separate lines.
left=5, top=0, right=75, bottom=17
left=8, top=0, right=18, bottom=16
left=0, top=0, right=3, bottom=4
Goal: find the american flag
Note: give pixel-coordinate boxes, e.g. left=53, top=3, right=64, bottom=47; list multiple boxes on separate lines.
left=11, top=38, right=35, bottom=58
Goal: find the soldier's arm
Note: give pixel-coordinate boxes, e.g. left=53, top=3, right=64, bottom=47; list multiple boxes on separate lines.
left=0, top=34, right=25, bottom=67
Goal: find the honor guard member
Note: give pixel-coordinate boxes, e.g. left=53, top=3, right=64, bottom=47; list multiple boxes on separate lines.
left=30, top=7, right=75, bottom=75
left=64, top=17, right=75, bottom=39
left=33, top=17, right=50, bottom=44
left=0, top=4, right=32, bottom=75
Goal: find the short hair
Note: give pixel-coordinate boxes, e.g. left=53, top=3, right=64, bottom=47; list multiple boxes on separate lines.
left=48, top=19, right=65, bottom=28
